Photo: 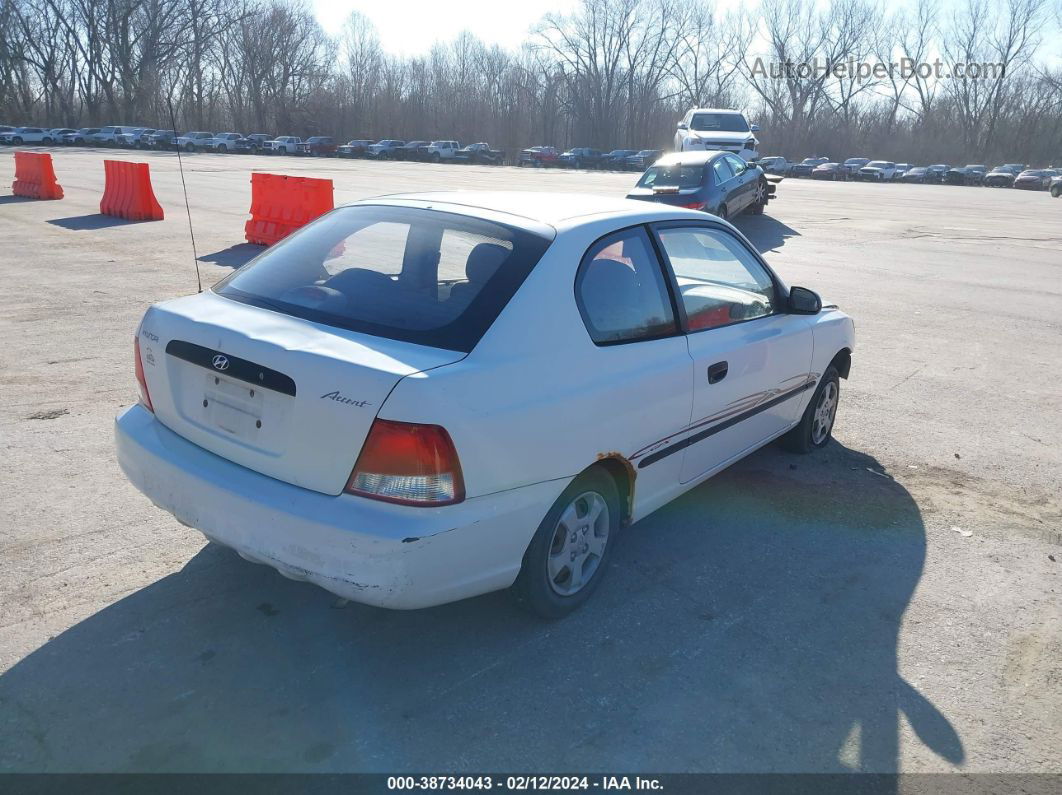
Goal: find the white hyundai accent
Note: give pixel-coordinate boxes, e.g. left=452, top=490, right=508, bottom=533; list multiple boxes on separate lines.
left=116, top=192, right=854, bottom=617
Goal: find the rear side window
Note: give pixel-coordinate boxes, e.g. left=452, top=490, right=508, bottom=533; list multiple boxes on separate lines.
left=216, top=205, right=553, bottom=352
left=575, top=227, right=677, bottom=345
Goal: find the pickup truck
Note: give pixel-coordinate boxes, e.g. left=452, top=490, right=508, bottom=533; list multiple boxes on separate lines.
left=518, top=146, right=560, bottom=167
left=297, top=136, right=337, bottom=156
left=425, top=141, right=461, bottom=161
left=558, top=148, right=605, bottom=169
left=265, top=136, right=303, bottom=155
left=454, top=142, right=505, bottom=164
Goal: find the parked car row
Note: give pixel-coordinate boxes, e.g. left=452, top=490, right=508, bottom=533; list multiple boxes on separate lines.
left=756, top=154, right=1061, bottom=190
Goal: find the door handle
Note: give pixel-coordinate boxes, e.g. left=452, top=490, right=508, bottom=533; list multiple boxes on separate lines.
left=707, top=361, right=729, bottom=384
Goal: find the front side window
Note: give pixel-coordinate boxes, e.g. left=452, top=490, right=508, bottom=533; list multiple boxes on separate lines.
left=575, top=228, right=677, bottom=345
left=712, top=158, right=734, bottom=184
left=655, top=226, right=776, bottom=332
left=216, top=205, right=553, bottom=352
left=724, top=154, right=747, bottom=175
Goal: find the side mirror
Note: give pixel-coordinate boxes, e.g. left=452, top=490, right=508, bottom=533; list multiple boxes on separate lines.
left=750, top=123, right=760, bottom=132
left=788, top=286, right=821, bottom=314
left=677, top=122, right=688, bottom=130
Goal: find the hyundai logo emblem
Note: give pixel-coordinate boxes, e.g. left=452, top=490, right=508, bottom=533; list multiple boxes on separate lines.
left=212, top=354, right=230, bottom=371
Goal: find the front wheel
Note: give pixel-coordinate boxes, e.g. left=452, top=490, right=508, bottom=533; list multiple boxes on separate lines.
left=185, top=143, right=195, bottom=152
left=781, top=365, right=840, bottom=453
left=12, top=137, right=22, bottom=144
left=511, top=468, right=620, bottom=618
left=747, top=179, right=768, bottom=215
left=1051, top=185, right=1061, bottom=198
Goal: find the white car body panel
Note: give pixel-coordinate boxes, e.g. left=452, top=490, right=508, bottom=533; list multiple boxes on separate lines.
left=426, top=141, right=460, bottom=159
left=2, top=127, right=50, bottom=143
left=117, top=192, right=855, bottom=609
left=675, top=108, right=758, bottom=160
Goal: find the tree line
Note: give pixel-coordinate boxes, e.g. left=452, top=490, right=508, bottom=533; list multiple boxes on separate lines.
left=2, top=0, right=1060, bottom=165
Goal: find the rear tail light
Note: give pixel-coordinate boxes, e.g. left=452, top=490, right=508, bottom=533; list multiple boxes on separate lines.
left=346, top=419, right=464, bottom=506
left=134, top=337, right=153, bottom=412
left=681, top=201, right=705, bottom=210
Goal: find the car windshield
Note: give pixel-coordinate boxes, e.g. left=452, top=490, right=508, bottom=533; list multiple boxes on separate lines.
left=908, top=168, right=926, bottom=174
left=636, top=164, right=704, bottom=189
left=1020, top=170, right=1044, bottom=176
left=689, top=113, right=749, bottom=132
left=215, top=205, right=555, bottom=352
left=867, top=162, right=891, bottom=168
left=844, top=158, right=867, bottom=165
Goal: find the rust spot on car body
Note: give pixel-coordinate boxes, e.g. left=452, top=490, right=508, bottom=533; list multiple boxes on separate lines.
left=595, top=452, right=637, bottom=526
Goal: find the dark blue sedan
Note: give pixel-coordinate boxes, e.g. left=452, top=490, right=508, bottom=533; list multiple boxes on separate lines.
left=625, top=150, right=773, bottom=221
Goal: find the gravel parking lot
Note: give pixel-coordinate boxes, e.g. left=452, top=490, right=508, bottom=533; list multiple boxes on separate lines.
left=1, top=148, right=1059, bottom=775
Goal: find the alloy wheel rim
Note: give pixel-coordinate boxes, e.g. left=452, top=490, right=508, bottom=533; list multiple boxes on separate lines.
left=812, top=381, right=838, bottom=445
left=547, top=491, right=609, bottom=597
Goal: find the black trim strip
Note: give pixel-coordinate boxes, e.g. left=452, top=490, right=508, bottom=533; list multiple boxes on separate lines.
left=165, top=340, right=297, bottom=397
left=637, top=380, right=816, bottom=469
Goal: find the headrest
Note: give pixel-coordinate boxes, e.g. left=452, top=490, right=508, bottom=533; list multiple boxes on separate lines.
left=466, top=243, right=509, bottom=283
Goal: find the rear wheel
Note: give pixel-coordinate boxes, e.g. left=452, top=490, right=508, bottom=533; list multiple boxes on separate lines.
left=511, top=468, right=620, bottom=619
left=716, top=203, right=728, bottom=221
left=1051, top=185, right=1061, bottom=198
left=781, top=365, right=840, bottom=453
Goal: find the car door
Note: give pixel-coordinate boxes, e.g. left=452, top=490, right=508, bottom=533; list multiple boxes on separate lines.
left=724, top=154, right=756, bottom=212
left=650, top=221, right=815, bottom=483
left=573, top=225, right=694, bottom=510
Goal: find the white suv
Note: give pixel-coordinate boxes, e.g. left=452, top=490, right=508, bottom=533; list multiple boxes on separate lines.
left=675, top=109, right=759, bottom=160
left=90, top=126, right=131, bottom=146
left=207, top=132, right=242, bottom=152
left=425, top=141, right=460, bottom=161
left=0, top=127, right=51, bottom=144
left=117, top=192, right=854, bottom=617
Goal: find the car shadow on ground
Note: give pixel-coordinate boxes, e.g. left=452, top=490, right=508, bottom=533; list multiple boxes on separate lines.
left=46, top=214, right=146, bottom=230
left=0, top=443, right=963, bottom=776
left=197, top=243, right=264, bottom=269
left=732, top=213, right=800, bottom=253
left=0, top=195, right=38, bottom=204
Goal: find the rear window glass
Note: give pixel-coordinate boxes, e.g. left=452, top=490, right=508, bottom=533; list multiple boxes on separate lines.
left=637, top=164, right=704, bottom=189
left=215, top=205, right=554, bottom=352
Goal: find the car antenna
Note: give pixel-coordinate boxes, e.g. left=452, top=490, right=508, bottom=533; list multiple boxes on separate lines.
left=166, top=96, right=202, bottom=293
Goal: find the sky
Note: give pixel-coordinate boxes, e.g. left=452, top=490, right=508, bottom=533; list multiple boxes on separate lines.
left=311, top=0, right=584, bottom=55
left=311, top=0, right=1060, bottom=64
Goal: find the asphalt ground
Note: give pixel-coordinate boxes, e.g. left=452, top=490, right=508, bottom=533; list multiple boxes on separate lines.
left=0, top=147, right=1059, bottom=774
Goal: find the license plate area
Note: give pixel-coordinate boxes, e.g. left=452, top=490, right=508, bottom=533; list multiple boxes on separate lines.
left=205, top=373, right=264, bottom=438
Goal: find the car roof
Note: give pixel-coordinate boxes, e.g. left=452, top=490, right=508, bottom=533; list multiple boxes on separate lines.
left=688, top=108, right=744, bottom=114
left=353, top=191, right=705, bottom=230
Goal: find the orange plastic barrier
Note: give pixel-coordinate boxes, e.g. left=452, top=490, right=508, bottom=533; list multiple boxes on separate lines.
left=100, top=160, right=164, bottom=221
left=244, top=173, right=334, bottom=246
left=12, top=152, right=64, bottom=200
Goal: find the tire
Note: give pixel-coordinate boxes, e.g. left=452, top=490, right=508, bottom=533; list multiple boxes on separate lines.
left=218, top=144, right=227, bottom=153
left=185, top=143, right=195, bottom=152
left=432, top=152, right=441, bottom=163
left=511, top=467, right=620, bottom=619
left=781, top=365, right=840, bottom=453
left=1051, top=185, right=1061, bottom=198
left=747, top=179, right=768, bottom=215
left=716, top=203, right=728, bottom=221
left=13, top=137, right=22, bottom=144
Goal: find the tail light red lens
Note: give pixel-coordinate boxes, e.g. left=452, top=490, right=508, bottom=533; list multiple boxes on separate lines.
left=134, top=337, right=154, bottom=412
left=681, top=201, right=705, bottom=210
left=346, top=419, right=464, bottom=506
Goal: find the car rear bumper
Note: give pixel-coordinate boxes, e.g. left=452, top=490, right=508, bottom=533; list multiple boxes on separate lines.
left=115, top=405, right=563, bottom=609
